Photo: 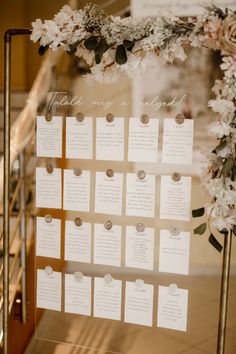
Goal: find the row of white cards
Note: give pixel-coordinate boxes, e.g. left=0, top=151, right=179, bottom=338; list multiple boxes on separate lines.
left=37, top=217, right=190, bottom=274
left=37, top=269, right=188, bottom=331
left=36, top=168, right=192, bottom=220
left=36, top=116, right=194, bottom=164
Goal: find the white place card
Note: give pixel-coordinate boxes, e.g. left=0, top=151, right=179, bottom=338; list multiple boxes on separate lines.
left=126, top=173, right=156, bottom=218
left=95, top=171, right=123, bottom=216
left=125, top=280, right=154, bottom=327
left=66, top=116, right=93, bottom=159
left=36, top=167, right=62, bottom=209
left=36, top=217, right=61, bottom=259
left=162, top=118, right=194, bottom=164
left=128, top=117, right=159, bottom=162
left=157, top=285, right=188, bottom=332
left=159, top=229, right=190, bottom=275
left=96, top=117, right=124, bottom=161
left=63, top=169, right=90, bottom=212
left=64, top=221, right=91, bottom=263
left=94, top=223, right=121, bottom=267
left=94, top=276, right=122, bottom=321
left=37, top=269, right=61, bottom=311
left=65, top=274, right=91, bottom=316
left=160, top=175, right=191, bottom=221
left=125, top=226, right=154, bottom=270
left=36, top=116, right=62, bottom=158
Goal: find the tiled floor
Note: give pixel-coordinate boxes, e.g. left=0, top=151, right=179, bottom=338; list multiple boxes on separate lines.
left=24, top=275, right=236, bottom=354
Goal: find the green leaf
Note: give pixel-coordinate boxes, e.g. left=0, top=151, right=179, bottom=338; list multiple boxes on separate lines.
left=115, top=45, right=127, bottom=65
left=38, top=45, right=49, bottom=56
left=95, top=53, right=101, bottom=64
left=66, top=40, right=81, bottom=55
left=208, top=234, right=223, bottom=252
left=192, top=207, right=205, bottom=218
left=123, top=40, right=134, bottom=51
left=194, top=223, right=207, bottom=235
left=66, top=44, right=77, bottom=55
left=84, top=36, right=98, bottom=50
left=222, top=156, right=235, bottom=175
left=233, top=225, right=236, bottom=236
left=95, top=38, right=109, bottom=55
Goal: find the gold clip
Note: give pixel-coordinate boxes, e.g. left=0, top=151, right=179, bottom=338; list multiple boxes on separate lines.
left=135, top=279, right=144, bottom=288
left=140, top=114, right=149, bottom=124
left=168, top=283, right=178, bottom=295
left=137, top=170, right=146, bottom=180
left=73, top=271, right=83, bottom=282
left=171, top=172, right=181, bottom=182
left=73, top=167, right=82, bottom=176
left=106, top=168, right=114, bottom=178
left=106, top=113, right=114, bottom=123
left=44, top=215, right=52, bottom=223
left=45, top=111, right=53, bottom=122
left=136, top=223, right=145, bottom=233
left=45, top=266, right=53, bottom=276
left=170, top=227, right=180, bottom=236
left=104, top=220, right=112, bottom=231
left=104, top=274, right=113, bottom=284
left=175, top=113, right=185, bottom=125
left=76, top=112, right=84, bottom=123
left=74, top=217, right=82, bottom=227
left=46, top=163, right=53, bottom=174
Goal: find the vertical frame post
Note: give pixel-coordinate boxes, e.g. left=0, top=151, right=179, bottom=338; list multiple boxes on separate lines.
left=3, top=29, right=11, bottom=354
left=217, top=231, right=233, bottom=354
left=3, top=28, right=31, bottom=354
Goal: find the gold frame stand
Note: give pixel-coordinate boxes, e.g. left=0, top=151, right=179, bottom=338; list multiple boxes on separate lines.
left=3, top=28, right=233, bottom=354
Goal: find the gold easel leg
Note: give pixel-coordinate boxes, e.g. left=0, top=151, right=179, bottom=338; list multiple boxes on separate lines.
left=3, top=28, right=31, bottom=354
left=217, top=231, right=232, bottom=354
left=3, top=30, right=11, bottom=354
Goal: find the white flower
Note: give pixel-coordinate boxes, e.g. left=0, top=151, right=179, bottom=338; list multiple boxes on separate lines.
left=216, top=145, right=232, bottom=158
left=54, top=5, right=74, bottom=26
left=30, top=19, right=45, bottom=43
left=43, top=20, right=65, bottom=50
left=75, top=46, right=94, bottom=66
left=208, top=98, right=235, bottom=122
left=220, top=55, right=236, bottom=79
left=212, top=217, right=231, bottom=231
left=212, top=79, right=225, bottom=97
left=209, top=120, right=235, bottom=138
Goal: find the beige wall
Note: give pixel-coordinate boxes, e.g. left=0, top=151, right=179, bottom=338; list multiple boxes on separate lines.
left=0, top=0, right=129, bottom=90
left=0, top=0, right=66, bottom=90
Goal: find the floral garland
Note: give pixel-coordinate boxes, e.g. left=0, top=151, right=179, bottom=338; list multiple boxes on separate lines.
left=31, top=4, right=236, bottom=251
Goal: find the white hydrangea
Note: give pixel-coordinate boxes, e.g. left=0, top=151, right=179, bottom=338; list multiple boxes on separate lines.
left=208, top=98, right=235, bottom=122
left=209, top=120, right=235, bottom=138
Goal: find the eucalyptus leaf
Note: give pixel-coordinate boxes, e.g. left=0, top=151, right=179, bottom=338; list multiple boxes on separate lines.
left=38, top=45, right=48, bottom=56
left=115, top=45, right=127, bottom=65
left=123, top=40, right=134, bottom=50
left=95, top=38, right=109, bottom=55
left=84, top=36, right=98, bottom=50
left=222, top=156, right=235, bottom=175
left=67, top=44, right=77, bottom=55
left=95, top=53, right=101, bottom=64
left=208, top=234, right=223, bottom=252
left=194, top=223, right=207, bottom=235
left=192, top=207, right=205, bottom=218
